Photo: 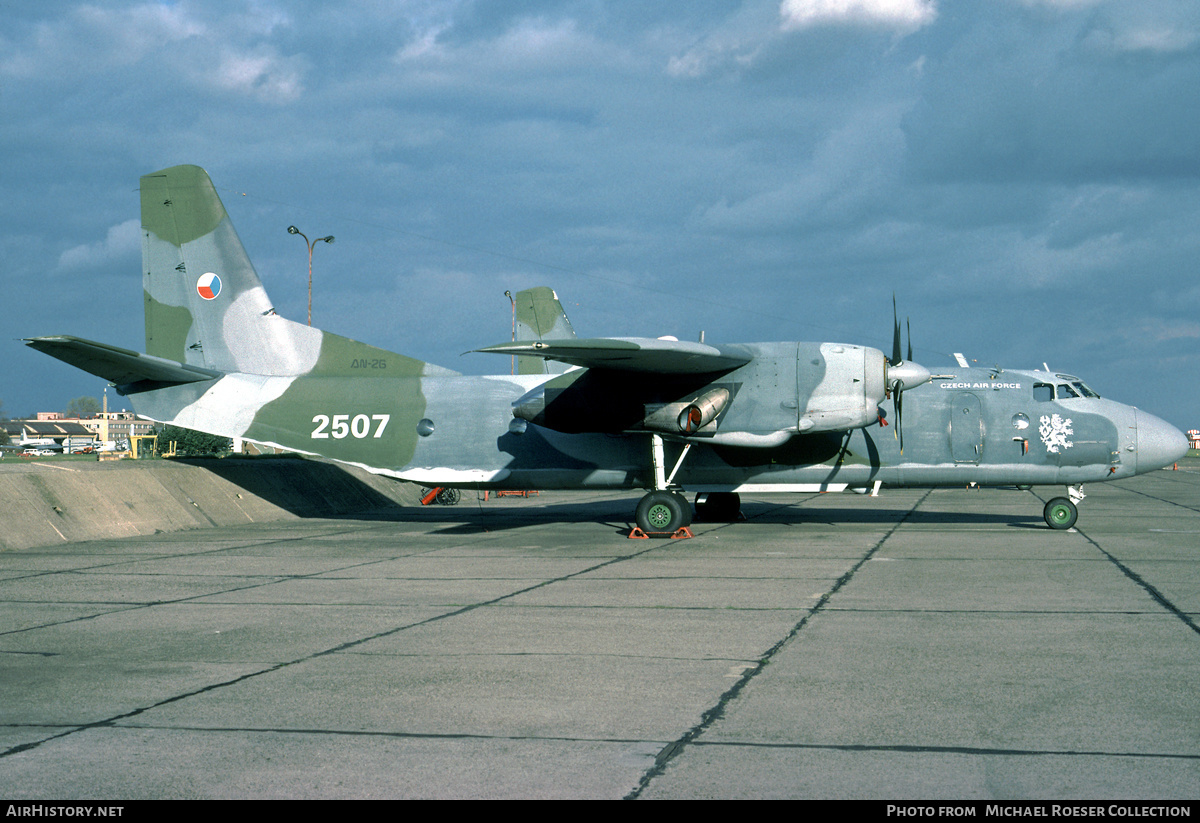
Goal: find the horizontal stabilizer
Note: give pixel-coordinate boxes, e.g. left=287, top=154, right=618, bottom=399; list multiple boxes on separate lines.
left=25, top=336, right=223, bottom=390
left=474, top=337, right=752, bottom=374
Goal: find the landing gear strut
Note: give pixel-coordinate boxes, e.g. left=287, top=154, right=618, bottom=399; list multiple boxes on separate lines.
left=632, top=435, right=695, bottom=536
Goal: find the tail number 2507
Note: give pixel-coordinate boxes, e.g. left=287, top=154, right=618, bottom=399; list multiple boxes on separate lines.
left=311, top=414, right=390, bottom=439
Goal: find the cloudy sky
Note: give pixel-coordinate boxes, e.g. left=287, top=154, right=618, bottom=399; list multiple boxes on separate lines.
left=3, top=0, right=1198, bottom=432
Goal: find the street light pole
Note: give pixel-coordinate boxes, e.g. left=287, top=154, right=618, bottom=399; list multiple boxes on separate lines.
left=505, top=290, right=515, bottom=375
left=287, top=226, right=334, bottom=326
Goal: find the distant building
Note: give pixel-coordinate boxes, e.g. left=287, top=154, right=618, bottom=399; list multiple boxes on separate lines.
left=75, top=411, right=156, bottom=442
left=1188, top=430, right=1199, bottom=450
left=4, top=411, right=155, bottom=451
left=3, top=419, right=96, bottom=448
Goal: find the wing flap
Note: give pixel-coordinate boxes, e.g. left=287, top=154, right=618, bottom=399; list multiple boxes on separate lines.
left=474, top=337, right=751, bottom=374
left=25, top=336, right=223, bottom=389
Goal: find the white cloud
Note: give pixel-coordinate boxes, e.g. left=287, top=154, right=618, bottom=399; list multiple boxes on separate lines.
left=1108, top=26, right=1199, bottom=54
left=1023, top=0, right=1200, bottom=55
left=209, top=49, right=304, bottom=102
left=1140, top=319, right=1200, bottom=342
left=3, top=3, right=1199, bottom=430
left=397, top=26, right=448, bottom=62
left=697, top=105, right=909, bottom=233
left=57, top=219, right=140, bottom=271
left=1, top=2, right=204, bottom=78
left=0, top=3, right=307, bottom=103
left=1016, top=0, right=1102, bottom=9
left=780, top=0, right=937, bottom=33
left=666, top=34, right=764, bottom=79
left=496, top=18, right=581, bottom=61
left=396, top=16, right=608, bottom=74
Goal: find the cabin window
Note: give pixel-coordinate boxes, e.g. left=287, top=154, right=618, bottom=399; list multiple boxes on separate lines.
left=1056, top=384, right=1080, bottom=399
left=1033, top=383, right=1054, bottom=402
left=1073, top=381, right=1100, bottom=398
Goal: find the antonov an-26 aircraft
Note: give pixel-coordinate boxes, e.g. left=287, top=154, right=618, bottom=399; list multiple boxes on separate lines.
left=27, top=165, right=1188, bottom=534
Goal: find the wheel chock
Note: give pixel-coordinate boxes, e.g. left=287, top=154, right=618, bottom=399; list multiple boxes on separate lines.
left=628, top=526, right=694, bottom=539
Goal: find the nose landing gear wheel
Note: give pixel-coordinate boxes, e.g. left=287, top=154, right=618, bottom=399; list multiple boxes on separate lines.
left=1044, top=497, right=1077, bottom=530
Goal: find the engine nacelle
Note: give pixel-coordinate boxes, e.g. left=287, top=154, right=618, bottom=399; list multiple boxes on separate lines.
left=796, top=344, right=888, bottom=432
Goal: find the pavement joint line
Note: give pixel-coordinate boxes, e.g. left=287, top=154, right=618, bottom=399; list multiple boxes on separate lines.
left=1110, top=482, right=1200, bottom=515
left=18, top=721, right=677, bottom=747
left=0, top=524, right=382, bottom=580
left=1031, top=488, right=1200, bottom=636
left=1078, top=533, right=1200, bottom=638
left=818, top=607, right=1185, bottom=615
left=0, top=524, right=463, bottom=638
left=684, top=739, right=1200, bottom=760
left=309, top=545, right=662, bottom=658
left=624, top=488, right=934, bottom=800
left=10, top=721, right=1199, bottom=761
left=3, top=475, right=1196, bottom=796
left=0, top=538, right=665, bottom=761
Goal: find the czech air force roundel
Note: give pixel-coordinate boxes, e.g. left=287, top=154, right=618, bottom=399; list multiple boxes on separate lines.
left=196, top=272, right=222, bottom=300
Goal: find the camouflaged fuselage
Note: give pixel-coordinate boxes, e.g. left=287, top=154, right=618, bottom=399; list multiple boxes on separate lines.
left=128, top=354, right=1168, bottom=493
left=27, top=165, right=1188, bottom=498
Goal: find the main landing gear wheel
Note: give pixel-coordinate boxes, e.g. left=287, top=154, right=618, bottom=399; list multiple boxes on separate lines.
left=1044, top=497, right=1077, bottom=530
left=422, top=487, right=461, bottom=506
left=636, top=490, right=692, bottom=533
left=671, top=492, right=693, bottom=527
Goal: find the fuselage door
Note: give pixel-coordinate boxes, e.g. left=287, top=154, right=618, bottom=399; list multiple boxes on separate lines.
left=951, top=392, right=983, bottom=464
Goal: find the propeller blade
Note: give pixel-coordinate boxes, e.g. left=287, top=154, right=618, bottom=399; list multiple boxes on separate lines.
left=906, top=317, right=913, bottom=363
left=895, top=390, right=905, bottom=454
left=891, top=295, right=902, bottom=366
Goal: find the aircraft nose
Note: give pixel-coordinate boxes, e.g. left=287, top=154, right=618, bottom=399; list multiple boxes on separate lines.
left=1136, top=410, right=1189, bottom=473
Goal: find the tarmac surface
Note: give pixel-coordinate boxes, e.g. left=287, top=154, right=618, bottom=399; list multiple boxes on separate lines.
left=1, top=464, right=1198, bottom=799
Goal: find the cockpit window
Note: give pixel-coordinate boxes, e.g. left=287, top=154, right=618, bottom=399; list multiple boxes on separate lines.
left=1072, top=381, right=1100, bottom=398
left=1056, top=384, right=1080, bottom=399
left=1033, top=383, right=1054, bottom=402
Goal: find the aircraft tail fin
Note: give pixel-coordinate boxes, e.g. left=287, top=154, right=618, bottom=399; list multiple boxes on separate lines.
left=139, top=164, right=453, bottom=380
left=513, top=286, right=577, bottom=375
left=140, top=164, right=327, bottom=376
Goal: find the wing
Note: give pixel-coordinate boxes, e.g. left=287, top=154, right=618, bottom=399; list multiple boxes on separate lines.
left=475, top=337, right=752, bottom=375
